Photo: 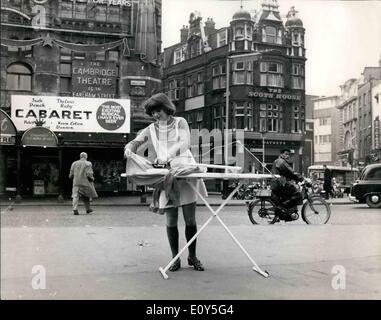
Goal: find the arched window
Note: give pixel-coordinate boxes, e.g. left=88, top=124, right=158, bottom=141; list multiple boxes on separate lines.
left=6, top=63, right=32, bottom=91
left=344, top=131, right=351, bottom=150
left=235, top=27, right=244, bottom=39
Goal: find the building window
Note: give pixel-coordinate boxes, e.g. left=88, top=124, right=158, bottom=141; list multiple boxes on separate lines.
left=292, top=77, right=304, bottom=89
left=234, top=71, right=245, bottom=85
left=174, top=46, right=186, bottom=64
left=259, top=104, right=281, bottom=132
left=260, top=62, right=284, bottom=87
left=60, top=47, right=72, bottom=61
left=60, top=63, right=71, bottom=75
left=233, top=61, right=253, bottom=85
left=291, top=63, right=304, bottom=89
left=319, top=117, right=330, bottom=126
left=95, top=4, right=107, bottom=21
left=95, top=51, right=106, bottom=61
left=217, top=29, right=227, bottom=47
left=235, top=27, right=244, bottom=40
left=187, top=113, right=193, bottom=128
left=190, top=40, right=201, bottom=58
left=277, top=30, right=282, bottom=44
left=6, top=63, right=32, bottom=91
left=60, top=77, right=71, bottom=93
left=74, top=2, right=86, bottom=19
left=108, top=50, right=119, bottom=62
left=245, top=25, right=252, bottom=40
left=213, top=106, right=225, bottom=130
left=187, top=76, right=193, bottom=98
left=168, top=79, right=180, bottom=100
left=108, top=5, right=120, bottom=22
left=197, top=111, right=203, bottom=130
left=247, top=104, right=253, bottom=130
left=319, top=135, right=331, bottom=144
left=262, top=26, right=277, bottom=43
left=212, top=64, right=226, bottom=90
left=197, top=72, right=204, bottom=95
left=60, top=0, right=73, bottom=18
left=233, top=104, right=245, bottom=129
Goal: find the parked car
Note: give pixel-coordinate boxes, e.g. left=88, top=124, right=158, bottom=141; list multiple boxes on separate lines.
left=350, top=163, right=381, bottom=208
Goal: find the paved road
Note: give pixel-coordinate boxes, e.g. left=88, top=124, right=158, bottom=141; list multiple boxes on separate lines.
left=1, top=203, right=381, bottom=300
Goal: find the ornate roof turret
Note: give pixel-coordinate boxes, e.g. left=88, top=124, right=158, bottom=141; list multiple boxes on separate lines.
left=232, top=7, right=251, bottom=21
left=258, top=0, right=282, bottom=22
left=285, top=6, right=303, bottom=27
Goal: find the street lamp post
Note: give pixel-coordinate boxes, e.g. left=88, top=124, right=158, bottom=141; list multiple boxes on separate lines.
left=260, top=129, right=267, bottom=174
left=260, top=129, right=267, bottom=187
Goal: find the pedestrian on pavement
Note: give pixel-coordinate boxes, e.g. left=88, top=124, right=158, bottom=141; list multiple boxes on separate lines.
left=69, top=152, right=98, bottom=215
left=323, top=164, right=332, bottom=200
left=124, top=93, right=207, bottom=272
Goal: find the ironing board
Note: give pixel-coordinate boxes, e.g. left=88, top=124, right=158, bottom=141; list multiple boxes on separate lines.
left=122, top=171, right=276, bottom=279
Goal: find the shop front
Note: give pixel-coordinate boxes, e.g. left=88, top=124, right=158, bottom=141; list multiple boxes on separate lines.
left=10, top=94, right=132, bottom=200
left=0, top=109, right=17, bottom=196
left=60, top=143, right=134, bottom=197
left=20, top=126, right=60, bottom=198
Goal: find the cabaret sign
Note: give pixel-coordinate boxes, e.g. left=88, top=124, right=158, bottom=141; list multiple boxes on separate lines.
left=11, top=95, right=130, bottom=134
left=248, top=88, right=301, bottom=101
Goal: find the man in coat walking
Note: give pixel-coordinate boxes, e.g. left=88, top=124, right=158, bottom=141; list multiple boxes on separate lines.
left=69, top=152, right=98, bottom=215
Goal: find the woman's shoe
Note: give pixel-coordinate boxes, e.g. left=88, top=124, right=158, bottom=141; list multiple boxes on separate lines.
left=169, top=259, right=181, bottom=272
left=188, top=257, right=205, bottom=271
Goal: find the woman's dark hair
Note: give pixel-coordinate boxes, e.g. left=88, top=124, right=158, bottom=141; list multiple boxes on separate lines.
left=143, top=93, right=176, bottom=116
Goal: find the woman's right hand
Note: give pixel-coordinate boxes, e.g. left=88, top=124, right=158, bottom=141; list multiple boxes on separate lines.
left=125, top=149, right=133, bottom=158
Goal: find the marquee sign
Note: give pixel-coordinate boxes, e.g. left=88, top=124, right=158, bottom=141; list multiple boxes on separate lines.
left=11, top=95, right=130, bottom=134
left=21, top=127, right=58, bottom=148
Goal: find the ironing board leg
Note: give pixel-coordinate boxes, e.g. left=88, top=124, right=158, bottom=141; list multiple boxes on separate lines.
left=158, top=182, right=242, bottom=279
left=189, top=183, right=269, bottom=278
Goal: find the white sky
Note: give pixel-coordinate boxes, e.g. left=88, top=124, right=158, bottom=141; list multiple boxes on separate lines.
left=161, top=0, right=381, bottom=96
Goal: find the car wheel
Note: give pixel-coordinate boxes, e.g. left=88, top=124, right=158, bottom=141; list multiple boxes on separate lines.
left=365, top=194, right=381, bottom=208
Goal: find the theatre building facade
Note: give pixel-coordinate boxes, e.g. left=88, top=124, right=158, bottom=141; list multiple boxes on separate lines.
left=162, top=1, right=307, bottom=190
left=0, top=0, right=162, bottom=199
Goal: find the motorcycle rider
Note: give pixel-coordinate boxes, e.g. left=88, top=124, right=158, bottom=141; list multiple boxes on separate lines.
left=270, top=148, right=305, bottom=220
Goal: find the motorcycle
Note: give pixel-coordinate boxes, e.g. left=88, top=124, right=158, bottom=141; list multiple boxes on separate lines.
left=247, top=180, right=331, bottom=225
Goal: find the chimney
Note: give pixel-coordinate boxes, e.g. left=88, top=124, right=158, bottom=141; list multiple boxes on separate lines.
left=204, top=18, right=216, bottom=37
left=180, top=25, right=189, bottom=43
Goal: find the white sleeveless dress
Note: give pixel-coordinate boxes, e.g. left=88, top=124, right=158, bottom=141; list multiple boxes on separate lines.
left=148, top=117, right=208, bottom=209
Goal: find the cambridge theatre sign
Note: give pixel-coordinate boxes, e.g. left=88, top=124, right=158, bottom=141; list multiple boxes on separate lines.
left=248, top=88, right=302, bottom=101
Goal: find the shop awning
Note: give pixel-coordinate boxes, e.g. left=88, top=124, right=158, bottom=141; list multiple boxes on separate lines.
left=0, top=109, right=17, bottom=145
left=21, top=127, right=58, bottom=147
